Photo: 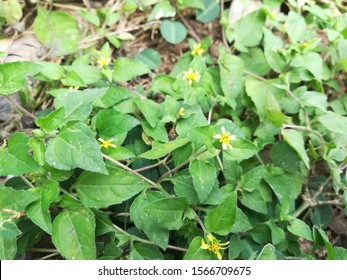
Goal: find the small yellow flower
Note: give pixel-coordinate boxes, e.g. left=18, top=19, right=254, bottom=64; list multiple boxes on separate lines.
left=177, top=107, right=185, bottom=117
left=97, top=56, right=111, bottom=68
left=183, top=68, right=201, bottom=86
left=191, top=43, right=204, bottom=56
left=213, top=126, right=236, bottom=150
left=2, top=139, right=7, bottom=147
left=98, top=138, right=116, bottom=149
left=303, top=42, right=309, bottom=47
left=68, top=86, right=79, bottom=91
left=201, top=233, right=230, bottom=260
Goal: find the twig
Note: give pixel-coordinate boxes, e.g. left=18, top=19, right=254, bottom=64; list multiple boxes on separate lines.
left=102, top=153, right=167, bottom=194
left=157, top=148, right=208, bottom=183
left=243, top=69, right=267, bottom=81
left=19, top=174, right=35, bottom=188
left=39, top=252, right=61, bottom=260
left=134, top=154, right=170, bottom=172
left=5, top=95, right=36, bottom=120
left=177, top=12, right=200, bottom=42
left=112, top=223, right=187, bottom=252
left=193, top=210, right=207, bottom=234
left=282, top=124, right=325, bottom=149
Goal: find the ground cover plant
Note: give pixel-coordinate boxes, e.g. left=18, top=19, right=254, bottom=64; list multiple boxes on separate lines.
left=0, top=0, right=347, bottom=260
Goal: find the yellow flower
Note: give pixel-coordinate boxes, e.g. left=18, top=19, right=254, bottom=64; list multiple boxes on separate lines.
left=97, top=56, right=111, bottom=68
left=98, top=138, right=116, bottom=149
left=2, top=139, right=7, bottom=147
left=177, top=107, right=185, bottom=117
left=213, top=126, right=236, bottom=150
left=68, top=86, right=79, bottom=91
left=201, top=233, right=230, bottom=260
left=183, top=68, right=201, bottom=86
left=303, top=42, right=309, bottom=47
left=191, top=43, right=204, bottom=56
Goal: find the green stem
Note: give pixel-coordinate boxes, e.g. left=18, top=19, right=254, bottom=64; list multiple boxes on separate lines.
left=102, top=153, right=167, bottom=194
left=112, top=223, right=187, bottom=252
left=19, top=174, right=35, bottom=188
left=5, top=95, right=36, bottom=120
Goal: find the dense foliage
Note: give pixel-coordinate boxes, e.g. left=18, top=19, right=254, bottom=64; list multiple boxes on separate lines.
left=0, top=0, right=347, bottom=260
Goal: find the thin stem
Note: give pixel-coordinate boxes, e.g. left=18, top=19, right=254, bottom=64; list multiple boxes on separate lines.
left=59, top=187, right=79, bottom=201
left=19, top=174, right=35, bottom=188
left=157, top=148, right=208, bottom=183
left=5, top=95, right=36, bottom=120
left=282, top=124, right=325, bottom=149
left=39, top=252, right=61, bottom=260
left=193, top=210, right=207, bottom=234
left=102, top=153, right=167, bottom=194
left=177, top=12, right=200, bottom=42
left=112, top=223, right=187, bottom=252
left=256, top=153, right=265, bottom=166
left=27, top=248, right=58, bottom=253
left=243, top=69, right=267, bottom=81
left=134, top=154, right=170, bottom=172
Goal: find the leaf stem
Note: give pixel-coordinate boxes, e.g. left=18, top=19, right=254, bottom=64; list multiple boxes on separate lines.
left=19, top=174, right=35, bottom=188
left=112, top=223, right=187, bottom=252
left=102, top=153, right=167, bottom=194
left=133, top=154, right=170, bottom=172
left=177, top=11, right=200, bottom=42
left=192, top=209, right=207, bottom=235
left=5, top=95, right=36, bottom=120
left=282, top=124, right=325, bottom=149
left=157, top=148, right=208, bottom=183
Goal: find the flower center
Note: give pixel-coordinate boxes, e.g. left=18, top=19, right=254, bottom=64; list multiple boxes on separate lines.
left=186, top=72, right=198, bottom=81
left=210, top=243, right=221, bottom=254
left=220, top=133, right=231, bottom=145
left=102, top=141, right=113, bottom=148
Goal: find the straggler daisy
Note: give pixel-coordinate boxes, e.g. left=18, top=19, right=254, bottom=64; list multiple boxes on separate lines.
left=183, top=68, right=201, bottom=86
left=191, top=43, right=204, bottom=56
left=98, top=138, right=116, bottom=149
left=97, top=56, right=111, bottom=68
left=213, top=126, right=236, bottom=150
left=201, top=233, right=230, bottom=260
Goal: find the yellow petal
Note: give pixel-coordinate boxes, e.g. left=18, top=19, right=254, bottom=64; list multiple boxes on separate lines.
left=216, top=251, right=222, bottom=260
left=201, top=239, right=210, bottom=250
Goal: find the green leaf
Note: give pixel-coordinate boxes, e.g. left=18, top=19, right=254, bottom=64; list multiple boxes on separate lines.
left=26, top=181, right=60, bottom=234
left=196, top=0, right=220, bottom=23
left=184, top=236, right=211, bottom=260
left=35, top=61, right=65, bottom=81
left=134, top=98, right=160, bottom=128
left=267, top=221, right=285, bottom=245
left=290, top=52, right=323, bottom=80
left=0, top=0, right=22, bottom=24
left=34, top=8, right=81, bottom=55
left=231, top=208, right=252, bottom=233
left=148, top=1, right=176, bottom=21
left=28, top=137, right=46, bottom=166
left=113, top=58, right=150, bottom=82
left=240, top=48, right=271, bottom=76
left=142, top=120, right=168, bottom=142
left=61, top=65, right=101, bottom=86
left=240, top=165, right=267, bottom=191
left=205, top=192, right=237, bottom=235
left=0, top=221, right=21, bottom=260
left=129, top=243, right=164, bottom=260
left=54, top=88, right=106, bottom=124
left=95, top=109, right=140, bottom=144
left=263, top=28, right=286, bottom=73
left=226, top=138, right=259, bottom=161
left=313, top=226, right=334, bottom=260
left=45, top=122, right=108, bottom=174
left=218, top=47, right=244, bottom=109
left=171, top=173, right=199, bottom=204
left=0, top=62, right=41, bottom=95
left=143, top=197, right=189, bottom=230
left=139, top=138, right=189, bottom=159
left=93, top=86, right=133, bottom=108
left=35, top=107, right=65, bottom=132
left=334, top=247, right=347, bottom=260
left=74, top=167, right=148, bottom=208
left=246, top=79, right=291, bottom=127
left=285, top=11, right=307, bottom=42
left=0, top=186, right=38, bottom=212
left=80, top=9, right=100, bottom=26
left=189, top=159, right=217, bottom=202
left=160, top=20, right=187, bottom=44
left=256, top=244, right=277, bottom=260
left=281, top=129, right=310, bottom=169
left=299, top=91, right=327, bottom=111
left=318, top=111, right=347, bottom=134
left=134, top=48, right=161, bottom=70
left=52, top=208, right=96, bottom=260
left=130, top=192, right=169, bottom=249
left=0, top=132, right=39, bottom=176
left=233, top=10, right=266, bottom=50
left=240, top=190, right=268, bottom=214
left=270, top=141, right=301, bottom=173
left=287, top=219, right=313, bottom=241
